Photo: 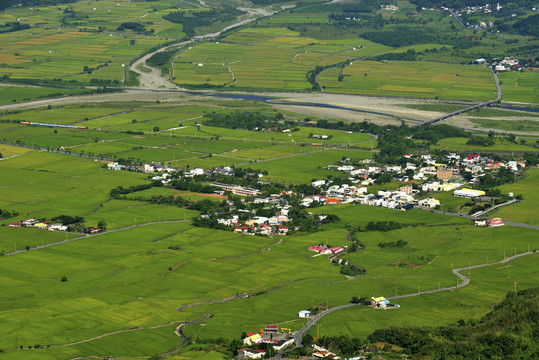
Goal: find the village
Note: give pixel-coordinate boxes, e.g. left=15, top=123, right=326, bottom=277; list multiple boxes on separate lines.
left=8, top=151, right=517, bottom=239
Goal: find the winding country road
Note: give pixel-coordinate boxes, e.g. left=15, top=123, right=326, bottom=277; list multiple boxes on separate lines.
left=286, top=250, right=536, bottom=355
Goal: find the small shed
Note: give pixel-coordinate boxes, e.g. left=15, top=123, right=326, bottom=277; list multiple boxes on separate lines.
left=298, top=310, right=311, bottom=318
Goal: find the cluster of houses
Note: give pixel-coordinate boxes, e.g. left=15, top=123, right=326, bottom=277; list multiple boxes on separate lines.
left=493, top=57, right=524, bottom=72
left=475, top=56, right=529, bottom=72
left=474, top=217, right=504, bottom=227
left=8, top=218, right=64, bottom=230
left=241, top=326, right=295, bottom=357
left=312, top=345, right=341, bottom=359
left=215, top=205, right=291, bottom=236
left=380, top=4, right=398, bottom=10
left=308, top=245, right=345, bottom=255
left=370, top=296, right=400, bottom=309
left=454, top=3, right=503, bottom=15
left=304, top=183, right=440, bottom=211
left=301, top=152, right=522, bottom=211
left=9, top=218, right=100, bottom=233
left=101, top=151, right=521, bottom=238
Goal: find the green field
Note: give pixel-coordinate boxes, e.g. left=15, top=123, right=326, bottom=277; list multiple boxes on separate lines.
left=434, top=137, right=538, bottom=152
left=1, top=206, right=535, bottom=359
left=0, top=151, right=146, bottom=221
left=0, top=110, right=537, bottom=359
left=319, top=61, right=497, bottom=101
left=0, top=86, right=92, bottom=105
left=491, top=168, right=539, bottom=226
left=498, top=71, right=539, bottom=103
left=173, top=28, right=369, bottom=91
left=0, top=0, right=538, bottom=357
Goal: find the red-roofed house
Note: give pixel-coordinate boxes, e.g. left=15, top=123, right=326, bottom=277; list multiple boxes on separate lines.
left=329, top=247, right=344, bottom=254
left=241, top=349, right=266, bottom=359
left=277, top=226, right=288, bottom=234
left=265, top=325, right=279, bottom=333
left=308, top=246, right=330, bottom=254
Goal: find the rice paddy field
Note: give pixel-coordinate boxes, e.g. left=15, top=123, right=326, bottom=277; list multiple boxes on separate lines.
left=491, top=168, right=539, bottom=226
left=318, top=61, right=498, bottom=101
left=434, top=136, right=539, bottom=152
left=0, top=194, right=536, bottom=359
left=0, top=101, right=375, bottom=168
left=0, top=0, right=194, bottom=84
left=0, top=101, right=537, bottom=359
left=0, top=0, right=538, bottom=357
left=498, top=71, right=539, bottom=104
left=0, top=28, right=165, bottom=84
left=0, top=86, right=93, bottom=105
left=173, top=28, right=381, bottom=90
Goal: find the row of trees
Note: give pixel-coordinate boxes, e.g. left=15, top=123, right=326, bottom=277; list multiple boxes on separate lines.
left=359, top=221, right=402, bottom=232
left=202, top=111, right=284, bottom=131
left=0, top=208, right=19, bottom=219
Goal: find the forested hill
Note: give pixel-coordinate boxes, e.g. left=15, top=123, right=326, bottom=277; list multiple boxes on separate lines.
left=0, top=0, right=76, bottom=11
left=369, top=287, right=539, bottom=359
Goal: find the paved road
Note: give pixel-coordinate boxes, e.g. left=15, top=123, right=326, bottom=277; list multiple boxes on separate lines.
left=418, top=207, right=539, bottom=230
left=285, top=251, right=536, bottom=356
left=449, top=9, right=467, bottom=28
left=472, top=199, right=518, bottom=217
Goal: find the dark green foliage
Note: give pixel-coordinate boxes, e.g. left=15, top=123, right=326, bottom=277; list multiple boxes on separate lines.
left=368, top=287, right=539, bottom=360
left=117, top=22, right=147, bottom=34
left=169, top=180, right=216, bottom=194
left=0, top=22, right=31, bottom=33
left=375, top=173, right=392, bottom=184
left=0, top=0, right=76, bottom=11
left=340, top=264, right=365, bottom=276
left=202, top=111, right=282, bottom=131
left=316, top=335, right=364, bottom=356
left=413, top=124, right=468, bottom=144
left=51, top=214, right=83, bottom=225
left=512, top=14, right=539, bottom=36
left=378, top=239, right=408, bottom=248
left=251, top=0, right=289, bottom=4
left=146, top=49, right=177, bottom=67
left=0, top=208, right=19, bottom=219
left=467, top=135, right=495, bottom=147
left=468, top=203, right=491, bottom=214
left=360, top=221, right=402, bottom=232
left=478, top=167, right=515, bottom=188
left=351, top=296, right=368, bottom=304
left=163, top=9, right=243, bottom=38
left=110, top=184, right=152, bottom=198
left=374, top=49, right=418, bottom=61
left=363, top=27, right=435, bottom=47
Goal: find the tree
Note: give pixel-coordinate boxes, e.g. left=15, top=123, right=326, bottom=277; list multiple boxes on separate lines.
left=152, top=126, right=160, bottom=132
left=303, top=333, right=314, bottom=346
left=61, top=276, right=67, bottom=282
left=97, top=220, right=107, bottom=230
